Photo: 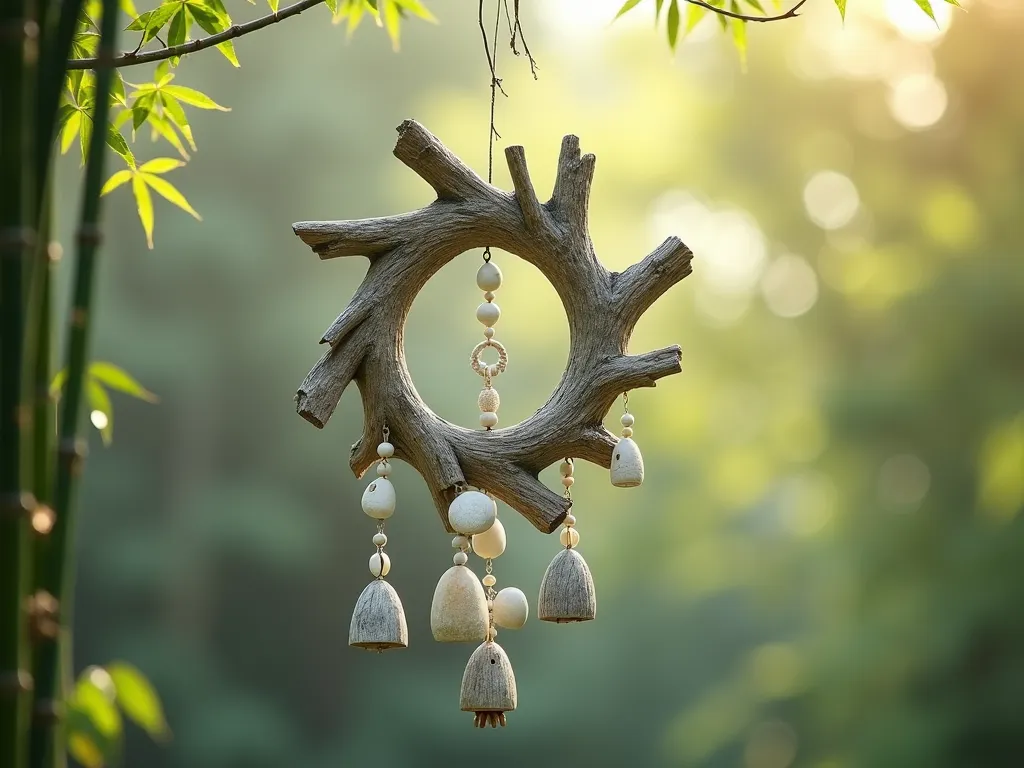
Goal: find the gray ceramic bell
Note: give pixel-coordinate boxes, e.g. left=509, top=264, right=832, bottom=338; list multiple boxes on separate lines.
left=349, top=579, right=408, bottom=652
left=460, top=640, right=517, bottom=728
left=610, top=437, right=644, bottom=487
left=538, top=547, right=596, bottom=623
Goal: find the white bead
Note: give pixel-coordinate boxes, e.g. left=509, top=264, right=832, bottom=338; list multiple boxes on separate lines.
left=476, top=302, right=501, bottom=327
left=373, top=532, right=388, bottom=547
left=478, top=388, right=500, bottom=413
left=476, top=261, right=503, bottom=292
left=559, top=460, right=573, bottom=477
left=453, top=551, right=469, bottom=566
left=377, top=441, right=395, bottom=458
left=484, top=291, right=495, bottom=302
left=492, top=587, right=529, bottom=630
left=472, top=518, right=506, bottom=559
left=564, top=514, right=576, bottom=527
left=620, top=413, right=635, bottom=427
left=376, top=461, right=392, bottom=477
left=483, top=327, right=495, bottom=339
left=361, top=478, right=396, bottom=520
left=369, top=552, right=391, bottom=577
left=561, top=476, right=575, bottom=488
left=479, top=412, right=499, bottom=429
left=482, top=574, right=497, bottom=587
left=621, top=427, right=633, bottom=438
left=448, top=491, right=497, bottom=535
left=452, top=535, right=470, bottom=551
left=559, top=527, right=580, bottom=548
left=610, top=437, right=645, bottom=488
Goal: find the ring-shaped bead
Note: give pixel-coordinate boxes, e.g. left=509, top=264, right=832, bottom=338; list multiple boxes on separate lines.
left=470, top=338, right=508, bottom=379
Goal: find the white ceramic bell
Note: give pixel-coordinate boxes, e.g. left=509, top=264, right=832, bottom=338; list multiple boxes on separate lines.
left=448, top=491, right=497, bottom=535
left=610, top=437, right=644, bottom=488
left=430, top=565, right=489, bottom=642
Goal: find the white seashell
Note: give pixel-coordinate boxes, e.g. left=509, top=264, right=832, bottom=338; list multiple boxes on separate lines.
left=492, top=587, right=529, bottom=630
left=361, top=477, right=396, bottom=519
left=369, top=552, right=391, bottom=578
left=472, top=518, right=506, bottom=559
left=610, top=437, right=644, bottom=488
left=448, top=491, right=497, bottom=535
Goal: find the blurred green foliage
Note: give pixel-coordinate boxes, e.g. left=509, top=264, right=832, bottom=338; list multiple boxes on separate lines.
left=50, top=0, right=1024, bottom=766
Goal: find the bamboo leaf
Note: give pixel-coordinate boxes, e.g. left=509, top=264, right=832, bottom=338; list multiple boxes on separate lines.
left=667, top=0, right=680, bottom=50
left=88, top=363, right=159, bottom=402
left=61, top=110, right=82, bottom=155
left=132, top=173, right=155, bottom=248
left=382, top=0, right=400, bottom=50
left=615, top=0, right=643, bottom=19
left=140, top=157, right=186, bottom=174
left=100, top=169, right=132, bottom=196
left=105, top=124, right=135, bottom=168
left=655, top=0, right=665, bottom=20
left=912, top=0, right=937, bottom=22
left=159, top=94, right=196, bottom=150
left=107, top=663, right=170, bottom=739
left=142, top=174, right=201, bottom=220
left=86, top=379, right=114, bottom=444
left=394, top=0, right=436, bottom=22
left=730, top=1, right=748, bottom=71
left=685, top=2, right=706, bottom=34
left=161, top=85, right=229, bottom=110
left=834, top=0, right=846, bottom=19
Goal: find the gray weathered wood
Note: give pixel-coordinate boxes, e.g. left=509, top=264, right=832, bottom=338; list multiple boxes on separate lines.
left=293, top=120, right=693, bottom=533
left=348, top=579, right=408, bottom=651
left=460, top=640, right=517, bottom=718
left=538, top=547, right=597, bottom=623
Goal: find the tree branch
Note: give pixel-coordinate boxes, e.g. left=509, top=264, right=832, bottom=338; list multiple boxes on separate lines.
left=614, top=235, right=693, bottom=334
left=504, top=145, right=548, bottom=235
left=66, top=0, right=327, bottom=70
left=683, top=0, right=809, bottom=23
left=393, top=119, right=493, bottom=201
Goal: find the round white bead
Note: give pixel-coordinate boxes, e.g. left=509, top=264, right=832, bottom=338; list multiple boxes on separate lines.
left=361, top=478, right=396, bottom=520
left=369, top=552, right=391, bottom=577
left=375, top=461, right=392, bottom=477
left=478, top=388, right=500, bottom=413
left=479, top=412, right=499, bottom=429
left=476, top=261, right=503, bottom=292
left=620, top=413, right=635, bottom=428
left=492, top=587, right=529, bottom=630
left=453, top=551, right=469, bottom=566
left=377, top=441, right=395, bottom=458
left=564, top=514, right=576, bottom=527
left=482, top=574, right=497, bottom=587
left=561, top=476, right=575, bottom=488
left=484, top=291, right=495, bottom=302
left=559, top=460, right=574, bottom=477
left=472, top=517, right=506, bottom=559
left=559, top=527, right=580, bottom=548
left=452, top=535, right=470, bottom=551
left=476, top=302, right=501, bottom=327
left=483, top=327, right=495, bottom=339
left=372, top=532, right=388, bottom=547
left=621, top=427, right=633, bottom=438
left=448, top=491, right=497, bottom=535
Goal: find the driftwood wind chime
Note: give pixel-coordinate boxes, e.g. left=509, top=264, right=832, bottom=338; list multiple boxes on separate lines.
left=292, top=118, right=692, bottom=727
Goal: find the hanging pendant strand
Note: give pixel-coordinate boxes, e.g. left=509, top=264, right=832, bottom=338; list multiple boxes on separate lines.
left=610, top=391, right=645, bottom=487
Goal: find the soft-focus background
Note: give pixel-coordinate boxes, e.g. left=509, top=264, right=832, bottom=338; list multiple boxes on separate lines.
left=51, top=0, right=1024, bottom=765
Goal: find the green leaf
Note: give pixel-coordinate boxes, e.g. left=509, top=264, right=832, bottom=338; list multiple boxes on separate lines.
left=147, top=113, right=190, bottom=159
left=142, top=173, right=202, bottom=220
left=120, top=0, right=138, bottom=16
left=912, top=0, right=937, bottom=22
left=101, top=169, right=132, bottom=196
left=188, top=5, right=241, bottom=66
left=615, top=0, right=643, bottom=19
left=129, top=3, right=179, bottom=45
left=56, top=103, right=78, bottom=135
left=159, top=94, right=196, bottom=149
left=132, top=173, right=155, bottom=248
left=161, top=85, right=229, bottom=110
left=667, top=0, right=680, bottom=51
left=743, top=0, right=765, bottom=13
left=167, top=7, right=186, bottom=49
left=133, top=102, right=151, bottom=132
left=105, top=124, right=135, bottom=168
left=655, top=0, right=665, bottom=21
left=730, top=1, right=748, bottom=71
left=111, top=71, right=127, bottom=106
left=382, top=0, right=400, bottom=50
left=834, top=0, right=846, bottom=19
left=107, top=663, right=170, bottom=739
left=71, top=677, right=122, bottom=738
left=394, top=0, right=436, bottom=22
left=268, top=0, right=278, bottom=10
left=50, top=369, right=67, bottom=397
left=155, top=60, right=169, bottom=83
left=86, top=379, right=113, bottom=444
left=685, top=2, right=706, bottom=34
left=79, top=109, right=93, bottom=167
left=89, top=362, right=159, bottom=402
left=61, top=110, right=81, bottom=154
left=325, top=0, right=339, bottom=14
left=139, top=157, right=185, bottom=174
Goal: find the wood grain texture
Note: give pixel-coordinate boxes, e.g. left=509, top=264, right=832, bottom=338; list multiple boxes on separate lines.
left=459, top=640, right=517, bottom=714
left=348, top=579, right=408, bottom=651
left=538, top=547, right=597, bottom=623
left=293, top=120, right=693, bottom=533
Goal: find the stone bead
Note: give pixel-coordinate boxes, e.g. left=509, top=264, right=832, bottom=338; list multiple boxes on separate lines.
left=476, top=302, right=501, bottom=327
left=478, top=388, right=500, bottom=413
left=620, top=413, right=635, bottom=428
left=369, top=552, right=391, bottom=577
left=482, top=574, right=497, bottom=587
left=448, top=491, right=497, bottom=535
left=484, top=291, right=495, bottom=302
left=453, top=551, right=469, bottom=566
left=373, top=532, right=388, bottom=547
left=492, top=587, right=529, bottom=630
left=377, top=441, right=395, bottom=458
left=452, top=535, right=471, bottom=551
left=561, top=476, right=575, bottom=488
left=559, top=460, right=574, bottom=477
left=476, top=261, right=503, bottom=292
left=610, top=437, right=645, bottom=488
left=484, top=327, right=495, bottom=339
left=621, top=427, right=633, bottom=438
left=472, top=517, right=506, bottom=559
left=431, top=565, right=489, bottom=642
left=376, top=461, right=392, bottom=477
left=480, top=412, right=499, bottom=429
left=361, top=478, right=396, bottom=520
left=559, top=527, right=580, bottom=548
left=564, top=514, right=576, bottom=527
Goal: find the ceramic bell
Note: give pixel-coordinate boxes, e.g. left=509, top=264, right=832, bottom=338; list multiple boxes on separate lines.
left=610, top=437, right=644, bottom=487
left=349, top=579, right=408, bottom=651
left=538, top=547, right=596, bottom=623
left=460, top=640, right=517, bottom=728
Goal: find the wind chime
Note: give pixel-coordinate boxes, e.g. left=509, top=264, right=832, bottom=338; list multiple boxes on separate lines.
left=292, top=2, right=693, bottom=729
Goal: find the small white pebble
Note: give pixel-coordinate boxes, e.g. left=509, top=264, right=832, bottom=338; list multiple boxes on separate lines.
left=376, top=461, right=392, bottom=477
left=620, top=413, right=635, bottom=428
left=476, top=302, right=501, bottom=327
left=621, top=427, right=633, bottom=438
left=561, top=476, right=575, bottom=488
left=476, top=261, right=503, bottom=292
left=482, top=574, right=497, bottom=587
left=480, top=412, right=499, bottom=429
left=559, top=527, right=580, bottom=548
left=453, top=551, right=469, bottom=566
left=372, top=532, right=387, bottom=547
left=369, top=552, right=391, bottom=577
left=564, top=514, right=576, bottom=527
left=452, top=535, right=471, bottom=550
left=377, top=441, right=395, bottom=458
left=492, top=587, right=529, bottom=630
left=559, top=460, right=574, bottom=477
left=483, top=327, right=495, bottom=339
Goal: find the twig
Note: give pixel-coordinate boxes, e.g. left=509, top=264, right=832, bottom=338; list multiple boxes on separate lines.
left=682, top=0, right=809, bottom=23
left=511, top=0, right=537, bottom=78
left=67, top=0, right=326, bottom=70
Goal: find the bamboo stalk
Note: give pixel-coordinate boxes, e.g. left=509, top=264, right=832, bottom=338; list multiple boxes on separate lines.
left=31, top=0, right=119, bottom=765
left=1, top=0, right=39, bottom=763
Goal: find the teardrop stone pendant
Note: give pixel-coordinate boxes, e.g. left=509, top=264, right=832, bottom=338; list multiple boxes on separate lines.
left=430, top=564, right=489, bottom=642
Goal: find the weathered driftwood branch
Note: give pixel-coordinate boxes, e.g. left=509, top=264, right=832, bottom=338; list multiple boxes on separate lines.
left=293, top=120, right=693, bottom=534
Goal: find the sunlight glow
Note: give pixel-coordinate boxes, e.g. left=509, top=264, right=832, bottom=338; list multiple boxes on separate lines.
left=887, top=73, right=948, bottom=130
left=884, top=0, right=954, bottom=43
left=90, top=410, right=109, bottom=430
left=761, top=255, right=819, bottom=319
left=803, top=171, right=860, bottom=231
